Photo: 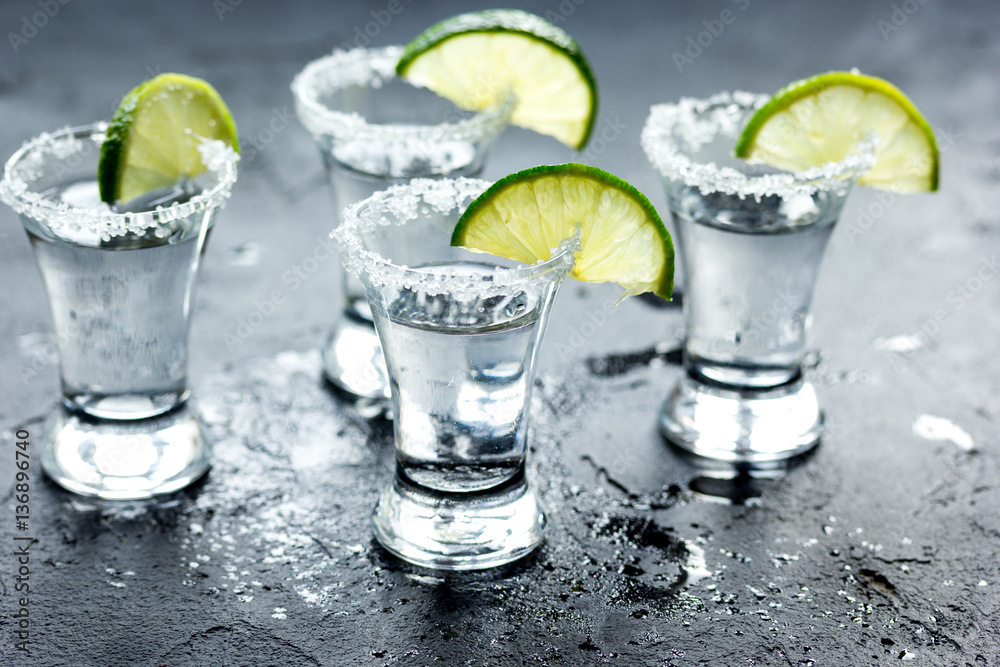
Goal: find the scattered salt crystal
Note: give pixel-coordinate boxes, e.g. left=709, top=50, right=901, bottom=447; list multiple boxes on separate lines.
left=913, top=415, right=975, bottom=451
left=298, top=589, right=321, bottom=604
left=874, top=334, right=924, bottom=353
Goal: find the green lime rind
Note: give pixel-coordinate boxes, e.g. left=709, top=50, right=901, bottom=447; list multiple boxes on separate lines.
left=98, top=73, right=240, bottom=203
left=396, top=9, right=598, bottom=150
left=452, top=163, right=674, bottom=300
left=735, top=70, right=939, bottom=192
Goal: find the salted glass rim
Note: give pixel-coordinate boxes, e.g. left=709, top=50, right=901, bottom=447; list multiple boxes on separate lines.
left=290, top=45, right=514, bottom=144
left=0, top=122, right=239, bottom=240
left=641, top=90, right=876, bottom=199
left=333, top=177, right=578, bottom=300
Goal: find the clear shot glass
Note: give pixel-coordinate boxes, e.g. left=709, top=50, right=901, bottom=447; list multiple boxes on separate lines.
left=642, top=92, right=873, bottom=463
left=334, top=178, right=576, bottom=570
left=292, top=46, right=512, bottom=407
left=1, top=124, right=238, bottom=498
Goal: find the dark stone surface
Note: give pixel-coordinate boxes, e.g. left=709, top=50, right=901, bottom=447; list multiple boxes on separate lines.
left=1, top=0, right=998, bottom=665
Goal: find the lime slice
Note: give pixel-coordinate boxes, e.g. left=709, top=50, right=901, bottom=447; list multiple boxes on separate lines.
left=453, top=164, right=673, bottom=300
left=734, top=71, right=938, bottom=192
left=396, top=9, right=597, bottom=150
left=99, top=73, right=239, bottom=203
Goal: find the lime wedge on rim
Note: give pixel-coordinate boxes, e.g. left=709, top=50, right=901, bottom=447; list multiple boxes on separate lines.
left=98, top=73, right=239, bottom=203
left=396, top=9, right=597, bottom=150
left=734, top=71, right=938, bottom=193
left=452, top=164, right=673, bottom=300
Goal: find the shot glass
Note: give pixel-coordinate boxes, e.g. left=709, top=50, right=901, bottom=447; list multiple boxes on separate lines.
left=334, top=178, right=576, bottom=570
left=292, top=46, right=512, bottom=406
left=642, top=92, right=873, bottom=463
left=0, top=124, right=238, bottom=498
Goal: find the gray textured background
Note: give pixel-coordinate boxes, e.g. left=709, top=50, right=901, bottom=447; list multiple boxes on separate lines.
left=1, top=1, right=998, bottom=665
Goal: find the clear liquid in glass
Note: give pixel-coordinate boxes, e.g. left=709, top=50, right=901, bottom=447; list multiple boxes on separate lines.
left=672, top=187, right=840, bottom=388
left=377, top=262, right=541, bottom=494
left=25, top=179, right=206, bottom=419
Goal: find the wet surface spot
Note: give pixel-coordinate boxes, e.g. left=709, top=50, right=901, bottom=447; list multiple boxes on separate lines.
left=225, top=241, right=263, bottom=266
left=586, top=344, right=682, bottom=377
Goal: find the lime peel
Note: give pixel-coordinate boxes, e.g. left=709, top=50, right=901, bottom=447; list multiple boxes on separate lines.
left=98, top=73, right=240, bottom=203
left=0, top=123, right=238, bottom=242
left=734, top=71, right=938, bottom=193
left=642, top=91, right=876, bottom=202
left=396, top=9, right=598, bottom=150
left=333, top=177, right=578, bottom=302
left=452, top=163, right=674, bottom=300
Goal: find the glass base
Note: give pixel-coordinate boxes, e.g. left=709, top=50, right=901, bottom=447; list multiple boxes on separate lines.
left=659, top=372, right=823, bottom=463
left=321, top=314, right=390, bottom=402
left=39, top=404, right=210, bottom=500
left=63, top=389, right=188, bottom=421
left=372, top=470, right=545, bottom=571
